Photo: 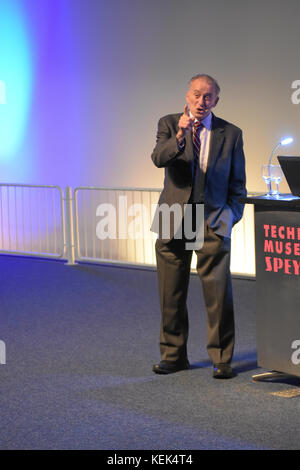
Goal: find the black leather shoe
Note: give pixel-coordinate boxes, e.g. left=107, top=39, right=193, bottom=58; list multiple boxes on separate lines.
left=153, top=360, right=190, bottom=374
left=213, top=363, right=235, bottom=379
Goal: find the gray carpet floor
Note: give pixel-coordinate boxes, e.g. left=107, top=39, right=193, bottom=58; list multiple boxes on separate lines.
left=0, top=255, right=299, bottom=450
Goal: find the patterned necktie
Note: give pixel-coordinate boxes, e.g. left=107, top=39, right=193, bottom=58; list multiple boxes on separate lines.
left=193, top=121, right=202, bottom=158
left=190, top=121, right=204, bottom=203
left=192, top=121, right=203, bottom=180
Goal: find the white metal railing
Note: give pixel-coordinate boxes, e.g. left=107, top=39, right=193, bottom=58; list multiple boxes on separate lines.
left=72, top=186, right=256, bottom=276
left=0, top=184, right=65, bottom=258
left=0, top=184, right=256, bottom=276
left=73, top=187, right=160, bottom=267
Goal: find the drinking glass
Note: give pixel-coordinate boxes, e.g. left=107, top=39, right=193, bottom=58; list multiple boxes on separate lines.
left=262, top=164, right=273, bottom=196
left=271, top=165, right=283, bottom=196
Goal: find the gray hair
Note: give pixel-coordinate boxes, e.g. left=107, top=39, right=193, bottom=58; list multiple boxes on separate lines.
left=189, top=74, right=220, bottom=96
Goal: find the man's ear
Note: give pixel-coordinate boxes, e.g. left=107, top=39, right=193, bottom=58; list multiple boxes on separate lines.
left=213, top=96, right=219, bottom=107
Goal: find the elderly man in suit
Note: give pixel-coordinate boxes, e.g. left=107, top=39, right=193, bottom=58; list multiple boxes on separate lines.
left=151, top=74, right=246, bottom=378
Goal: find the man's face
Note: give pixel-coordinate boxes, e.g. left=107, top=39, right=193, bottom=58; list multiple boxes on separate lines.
left=186, top=78, right=219, bottom=121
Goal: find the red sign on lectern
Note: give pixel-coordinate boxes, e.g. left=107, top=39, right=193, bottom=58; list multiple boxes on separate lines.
left=263, top=224, right=300, bottom=275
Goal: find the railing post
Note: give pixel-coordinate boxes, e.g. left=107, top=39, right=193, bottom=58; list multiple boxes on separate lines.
left=64, top=186, right=77, bottom=265
left=0, top=340, right=6, bottom=365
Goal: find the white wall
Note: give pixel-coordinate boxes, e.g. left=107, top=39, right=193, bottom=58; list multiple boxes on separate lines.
left=0, top=0, right=299, bottom=193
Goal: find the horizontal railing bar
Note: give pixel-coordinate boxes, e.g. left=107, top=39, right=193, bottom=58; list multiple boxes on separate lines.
left=65, top=255, right=254, bottom=277
left=0, top=249, right=64, bottom=258
left=74, top=186, right=162, bottom=193
left=0, top=183, right=63, bottom=190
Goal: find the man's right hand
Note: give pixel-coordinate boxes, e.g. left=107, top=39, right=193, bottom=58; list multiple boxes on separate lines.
left=176, top=105, right=195, bottom=144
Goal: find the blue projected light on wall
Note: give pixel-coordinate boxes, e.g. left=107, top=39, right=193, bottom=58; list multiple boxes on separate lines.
left=0, top=0, right=32, bottom=160
left=0, top=80, right=6, bottom=104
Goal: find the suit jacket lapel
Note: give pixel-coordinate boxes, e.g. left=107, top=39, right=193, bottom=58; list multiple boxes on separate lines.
left=205, top=114, right=225, bottom=184
left=185, top=129, right=193, bottom=162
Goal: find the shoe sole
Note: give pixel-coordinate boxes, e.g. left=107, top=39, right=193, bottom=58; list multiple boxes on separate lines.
left=153, top=365, right=190, bottom=374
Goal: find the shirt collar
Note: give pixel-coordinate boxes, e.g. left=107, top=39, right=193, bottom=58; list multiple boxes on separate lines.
left=189, top=111, right=212, bottom=130
left=198, top=112, right=212, bottom=130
